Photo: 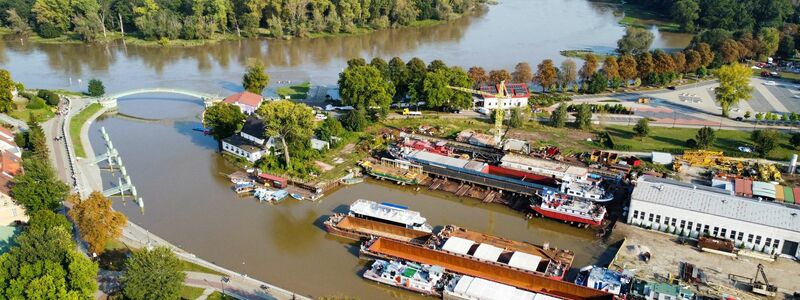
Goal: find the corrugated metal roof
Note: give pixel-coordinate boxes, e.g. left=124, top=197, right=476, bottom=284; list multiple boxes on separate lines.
left=508, top=252, right=542, bottom=273
left=634, top=176, right=800, bottom=232
left=442, top=237, right=474, bottom=255
left=473, top=243, right=503, bottom=262
left=752, top=181, right=776, bottom=198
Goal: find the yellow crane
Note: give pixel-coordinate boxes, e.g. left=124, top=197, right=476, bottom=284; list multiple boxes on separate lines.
left=447, top=80, right=511, bottom=144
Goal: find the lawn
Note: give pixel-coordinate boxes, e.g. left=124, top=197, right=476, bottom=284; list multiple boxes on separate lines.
left=206, top=291, right=237, bottom=300
left=180, top=260, right=225, bottom=276
left=180, top=285, right=206, bottom=300
left=70, top=103, right=102, bottom=158
left=751, top=68, right=800, bottom=81
left=276, top=82, right=311, bottom=100
left=617, top=3, right=681, bottom=32
left=604, top=125, right=796, bottom=161
left=9, top=98, right=56, bottom=123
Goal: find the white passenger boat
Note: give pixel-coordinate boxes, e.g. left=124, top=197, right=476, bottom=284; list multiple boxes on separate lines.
left=362, top=260, right=445, bottom=296
left=348, top=199, right=433, bottom=232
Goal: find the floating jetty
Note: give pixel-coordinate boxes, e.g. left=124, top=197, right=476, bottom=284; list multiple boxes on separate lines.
left=325, top=214, right=433, bottom=244
left=360, top=237, right=613, bottom=300
left=429, top=225, right=574, bottom=280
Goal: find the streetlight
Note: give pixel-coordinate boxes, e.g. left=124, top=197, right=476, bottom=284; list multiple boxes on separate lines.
left=221, top=276, right=230, bottom=296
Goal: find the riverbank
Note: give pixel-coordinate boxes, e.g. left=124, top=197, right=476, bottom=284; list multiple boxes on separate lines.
left=70, top=103, right=102, bottom=158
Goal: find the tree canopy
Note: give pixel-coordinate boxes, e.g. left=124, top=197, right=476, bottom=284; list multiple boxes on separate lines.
left=242, top=61, right=269, bottom=94
left=88, top=79, right=104, bottom=96
left=535, top=59, right=558, bottom=92
left=122, top=246, right=185, bottom=300
left=695, top=126, right=716, bottom=149
left=421, top=67, right=473, bottom=111
left=203, top=102, right=246, bottom=142
left=68, top=192, right=127, bottom=255
left=633, top=118, right=650, bottom=138
left=574, top=103, right=593, bottom=129
left=714, top=63, right=752, bottom=117
left=338, top=65, right=395, bottom=116
left=256, top=100, right=315, bottom=165
left=11, top=158, right=70, bottom=213
left=617, top=27, right=654, bottom=55
left=550, top=104, right=568, bottom=128
left=0, top=69, right=14, bottom=113
left=751, top=129, right=780, bottom=158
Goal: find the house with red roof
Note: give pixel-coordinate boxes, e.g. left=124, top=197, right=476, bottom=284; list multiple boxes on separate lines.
left=475, top=82, right=530, bottom=110
left=223, top=91, right=264, bottom=114
left=0, top=127, right=21, bottom=158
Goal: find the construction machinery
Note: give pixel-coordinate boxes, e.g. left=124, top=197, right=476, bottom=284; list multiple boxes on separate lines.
left=751, top=264, right=778, bottom=297
left=447, top=81, right=508, bottom=144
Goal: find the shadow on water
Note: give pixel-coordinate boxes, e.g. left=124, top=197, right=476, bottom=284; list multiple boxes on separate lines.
left=219, top=80, right=245, bottom=94
left=174, top=120, right=218, bottom=151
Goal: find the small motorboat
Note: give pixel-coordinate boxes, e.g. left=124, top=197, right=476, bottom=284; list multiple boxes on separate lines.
left=290, top=193, right=303, bottom=200
left=271, top=190, right=289, bottom=203
left=254, top=188, right=274, bottom=202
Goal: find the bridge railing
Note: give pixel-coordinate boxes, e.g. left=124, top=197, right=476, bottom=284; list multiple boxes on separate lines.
left=107, top=88, right=220, bottom=100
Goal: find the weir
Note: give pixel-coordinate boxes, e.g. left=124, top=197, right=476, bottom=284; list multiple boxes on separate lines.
left=94, top=127, right=144, bottom=212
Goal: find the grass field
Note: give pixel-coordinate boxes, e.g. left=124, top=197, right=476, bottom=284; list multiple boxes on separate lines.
left=276, top=82, right=311, bottom=100
left=180, top=260, right=225, bottom=276
left=617, top=3, right=681, bottom=32
left=70, top=103, right=102, bottom=158
left=9, top=103, right=55, bottom=123
left=206, top=291, right=237, bottom=300
left=751, top=68, right=800, bottom=81
left=180, top=285, right=206, bottom=300
left=604, top=125, right=796, bottom=161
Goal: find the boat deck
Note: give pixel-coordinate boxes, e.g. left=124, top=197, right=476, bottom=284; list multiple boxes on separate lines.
left=439, top=225, right=574, bottom=266
left=364, top=238, right=613, bottom=300
left=331, top=215, right=432, bottom=244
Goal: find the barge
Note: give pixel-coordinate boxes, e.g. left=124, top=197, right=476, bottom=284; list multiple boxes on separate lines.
left=444, top=274, right=560, bottom=300
left=360, top=237, right=613, bottom=300
left=324, top=214, right=432, bottom=244
left=362, top=259, right=446, bottom=296
left=531, top=190, right=606, bottom=227
left=430, top=225, right=574, bottom=280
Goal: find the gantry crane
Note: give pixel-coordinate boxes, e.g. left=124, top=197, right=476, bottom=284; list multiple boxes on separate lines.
left=447, top=80, right=511, bottom=144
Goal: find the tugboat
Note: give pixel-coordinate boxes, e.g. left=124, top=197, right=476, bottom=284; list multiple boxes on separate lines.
left=362, top=259, right=446, bottom=296
left=560, top=179, right=614, bottom=203
left=348, top=199, right=433, bottom=232
left=530, top=189, right=606, bottom=227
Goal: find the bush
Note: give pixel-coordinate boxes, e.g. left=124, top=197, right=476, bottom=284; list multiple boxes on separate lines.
left=37, top=23, right=62, bottom=38
left=37, top=90, right=60, bottom=106
left=685, top=138, right=697, bottom=148
left=26, top=97, right=46, bottom=109
left=88, top=79, right=105, bottom=97
left=528, top=94, right=572, bottom=108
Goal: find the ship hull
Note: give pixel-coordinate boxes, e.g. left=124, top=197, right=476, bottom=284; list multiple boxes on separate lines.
left=363, top=271, right=442, bottom=297
left=531, top=205, right=603, bottom=227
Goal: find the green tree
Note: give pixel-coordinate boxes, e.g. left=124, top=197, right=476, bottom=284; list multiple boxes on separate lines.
left=714, top=63, right=752, bottom=117
left=388, top=57, right=408, bottom=100
left=574, top=103, right=592, bottom=129
left=744, top=111, right=752, bottom=120
left=5, top=8, right=32, bottom=35
left=370, top=57, right=390, bottom=79
left=340, top=108, right=369, bottom=132
left=751, top=129, right=779, bottom=158
left=406, top=57, right=427, bottom=103
left=316, top=114, right=344, bottom=143
left=695, top=126, right=716, bottom=149
left=507, top=107, right=525, bottom=128
left=421, top=67, right=473, bottom=111
left=11, top=158, right=69, bottom=213
left=32, top=0, right=71, bottom=35
left=617, top=27, right=654, bottom=55
left=242, top=61, right=270, bottom=94
left=672, top=0, right=699, bottom=32
left=790, top=132, right=800, bottom=149
left=87, top=78, right=105, bottom=96
left=203, top=102, right=246, bottom=144
left=256, top=100, right=314, bottom=165
left=550, top=103, right=567, bottom=128
left=338, top=65, right=394, bottom=116
left=68, top=192, right=127, bottom=255
left=633, top=118, right=650, bottom=139
left=757, top=27, right=780, bottom=59
left=427, top=59, right=448, bottom=73
left=585, top=72, right=608, bottom=94
left=122, top=246, right=185, bottom=300
left=0, top=69, right=14, bottom=113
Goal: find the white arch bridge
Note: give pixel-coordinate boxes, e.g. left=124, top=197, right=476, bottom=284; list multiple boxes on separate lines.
left=98, top=88, right=224, bottom=108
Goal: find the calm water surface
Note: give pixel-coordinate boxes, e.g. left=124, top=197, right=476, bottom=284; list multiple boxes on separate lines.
left=2, top=0, right=690, bottom=95
left=89, top=96, right=622, bottom=298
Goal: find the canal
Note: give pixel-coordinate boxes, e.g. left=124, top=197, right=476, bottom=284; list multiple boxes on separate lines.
left=89, top=95, right=623, bottom=299
left=1, top=0, right=690, bottom=94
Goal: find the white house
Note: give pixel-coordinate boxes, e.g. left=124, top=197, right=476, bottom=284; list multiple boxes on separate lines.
left=474, top=82, right=530, bottom=110
left=310, top=138, right=330, bottom=151
left=0, top=128, right=21, bottom=158
left=223, top=91, right=264, bottom=115
left=222, top=135, right=267, bottom=163
left=628, top=176, right=800, bottom=259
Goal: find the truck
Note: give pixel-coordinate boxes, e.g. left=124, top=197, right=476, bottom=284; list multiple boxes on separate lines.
left=402, top=109, right=422, bottom=116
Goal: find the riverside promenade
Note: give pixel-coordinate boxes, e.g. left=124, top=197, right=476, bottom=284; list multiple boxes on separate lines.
left=48, top=96, right=309, bottom=300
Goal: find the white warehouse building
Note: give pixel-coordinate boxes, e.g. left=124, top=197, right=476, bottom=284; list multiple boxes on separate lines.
left=628, top=176, right=800, bottom=259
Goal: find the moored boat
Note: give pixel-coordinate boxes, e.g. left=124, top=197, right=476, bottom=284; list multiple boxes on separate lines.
left=324, top=213, right=433, bottom=244
left=271, top=190, right=289, bottom=203
left=290, top=193, right=303, bottom=200
left=530, top=190, right=606, bottom=227
left=349, top=199, right=433, bottom=232
left=362, top=259, right=446, bottom=296
left=443, top=274, right=551, bottom=300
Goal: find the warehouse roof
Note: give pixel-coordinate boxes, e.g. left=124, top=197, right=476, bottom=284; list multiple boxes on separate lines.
left=633, top=176, right=800, bottom=233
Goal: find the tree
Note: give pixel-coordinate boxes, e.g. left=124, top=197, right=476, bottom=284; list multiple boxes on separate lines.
left=550, top=104, right=568, bottom=128
left=0, top=212, right=98, bottom=299
left=744, top=111, right=752, bottom=120
left=0, top=69, right=14, bottom=113
left=757, top=27, right=780, bottom=59
left=695, top=126, right=716, bottom=149
left=602, top=56, right=620, bottom=80
left=122, top=246, right=185, bottom=300
left=316, top=114, right=344, bottom=143
left=672, top=52, right=687, bottom=74
left=778, top=35, right=796, bottom=58
left=37, top=90, right=60, bottom=106
left=256, top=101, right=314, bottom=166
left=488, top=69, right=511, bottom=84
left=684, top=49, right=702, bottom=73
left=340, top=108, right=369, bottom=132
left=88, top=78, right=105, bottom=96
left=574, top=103, right=592, bottom=129
left=579, top=54, right=598, bottom=82
left=617, top=27, right=654, bottom=55
left=405, top=57, right=427, bottom=103
left=618, top=55, right=638, bottom=86
left=790, top=132, right=800, bottom=149
left=511, top=62, right=533, bottom=84
left=719, top=39, right=744, bottom=64
left=585, top=72, right=608, bottom=94
left=5, top=9, right=32, bottom=36
left=68, top=192, right=127, bottom=255
left=338, top=65, right=394, bottom=115
left=653, top=50, right=677, bottom=75
left=369, top=57, right=390, bottom=79
left=421, top=67, right=473, bottom=111
left=695, top=43, right=714, bottom=67
left=534, top=59, right=558, bottom=92
left=346, top=58, right=367, bottom=68
left=714, top=63, right=752, bottom=117
left=388, top=57, right=408, bottom=99
left=507, top=107, right=525, bottom=128
left=751, top=129, right=779, bottom=158
left=203, top=102, right=246, bottom=144
left=558, top=59, right=577, bottom=91
left=242, top=61, right=270, bottom=94
left=427, top=59, right=447, bottom=72
left=672, top=0, right=699, bottom=32
left=636, top=52, right=654, bottom=79
left=633, top=118, right=650, bottom=139
left=11, top=158, right=69, bottom=213
left=32, top=0, right=71, bottom=35
left=467, top=66, right=488, bottom=88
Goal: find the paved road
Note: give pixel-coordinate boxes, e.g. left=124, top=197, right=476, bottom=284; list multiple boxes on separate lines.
left=0, top=113, right=28, bottom=131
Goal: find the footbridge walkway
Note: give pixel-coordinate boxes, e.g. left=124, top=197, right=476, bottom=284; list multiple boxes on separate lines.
left=98, top=88, right=224, bottom=108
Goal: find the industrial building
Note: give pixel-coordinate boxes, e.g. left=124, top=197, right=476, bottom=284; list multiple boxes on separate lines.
left=627, top=176, right=800, bottom=259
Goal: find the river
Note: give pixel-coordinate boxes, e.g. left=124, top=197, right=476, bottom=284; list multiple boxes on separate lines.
left=89, top=95, right=623, bottom=299
left=1, top=0, right=690, bottom=95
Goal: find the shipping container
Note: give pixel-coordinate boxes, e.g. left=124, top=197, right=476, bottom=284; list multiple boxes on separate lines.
left=258, top=173, right=287, bottom=188
left=775, top=185, right=785, bottom=201
left=783, top=186, right=795, bottom=203
left=734, top=178, right=753, bottom=197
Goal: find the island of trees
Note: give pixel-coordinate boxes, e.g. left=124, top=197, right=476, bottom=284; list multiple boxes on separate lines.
left=0, top=0, right=487, bottom=44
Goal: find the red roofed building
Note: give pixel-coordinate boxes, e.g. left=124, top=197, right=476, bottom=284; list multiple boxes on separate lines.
left=223, top=91, right=264, bottom=114
left=0, top=127, right=21, bottom=158
left=476, top=82, right=530, bottom=110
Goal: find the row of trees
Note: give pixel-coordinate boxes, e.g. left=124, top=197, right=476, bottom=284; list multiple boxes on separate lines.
left=631, top=0, right=795, bottom=33
left=0, top=0, right=486, bottom=42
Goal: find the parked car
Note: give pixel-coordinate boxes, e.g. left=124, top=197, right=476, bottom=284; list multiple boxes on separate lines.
left=475, top=107, right=491, bottom=115
left=315, top=114, right=328, bottom=121
left=402, top=108, right=422, bottom=116
left=764, top=81, right=777, bottom=86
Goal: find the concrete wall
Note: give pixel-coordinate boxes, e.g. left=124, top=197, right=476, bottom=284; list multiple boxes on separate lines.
left=627, top=199, right=800, bottom=258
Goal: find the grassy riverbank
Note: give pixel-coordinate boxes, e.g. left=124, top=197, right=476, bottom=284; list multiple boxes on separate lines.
left=276, top=82, right=311, bottom=100
left=70, top=103, right=102, bottom=158
left=616, top=3, right=680, bottom=32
